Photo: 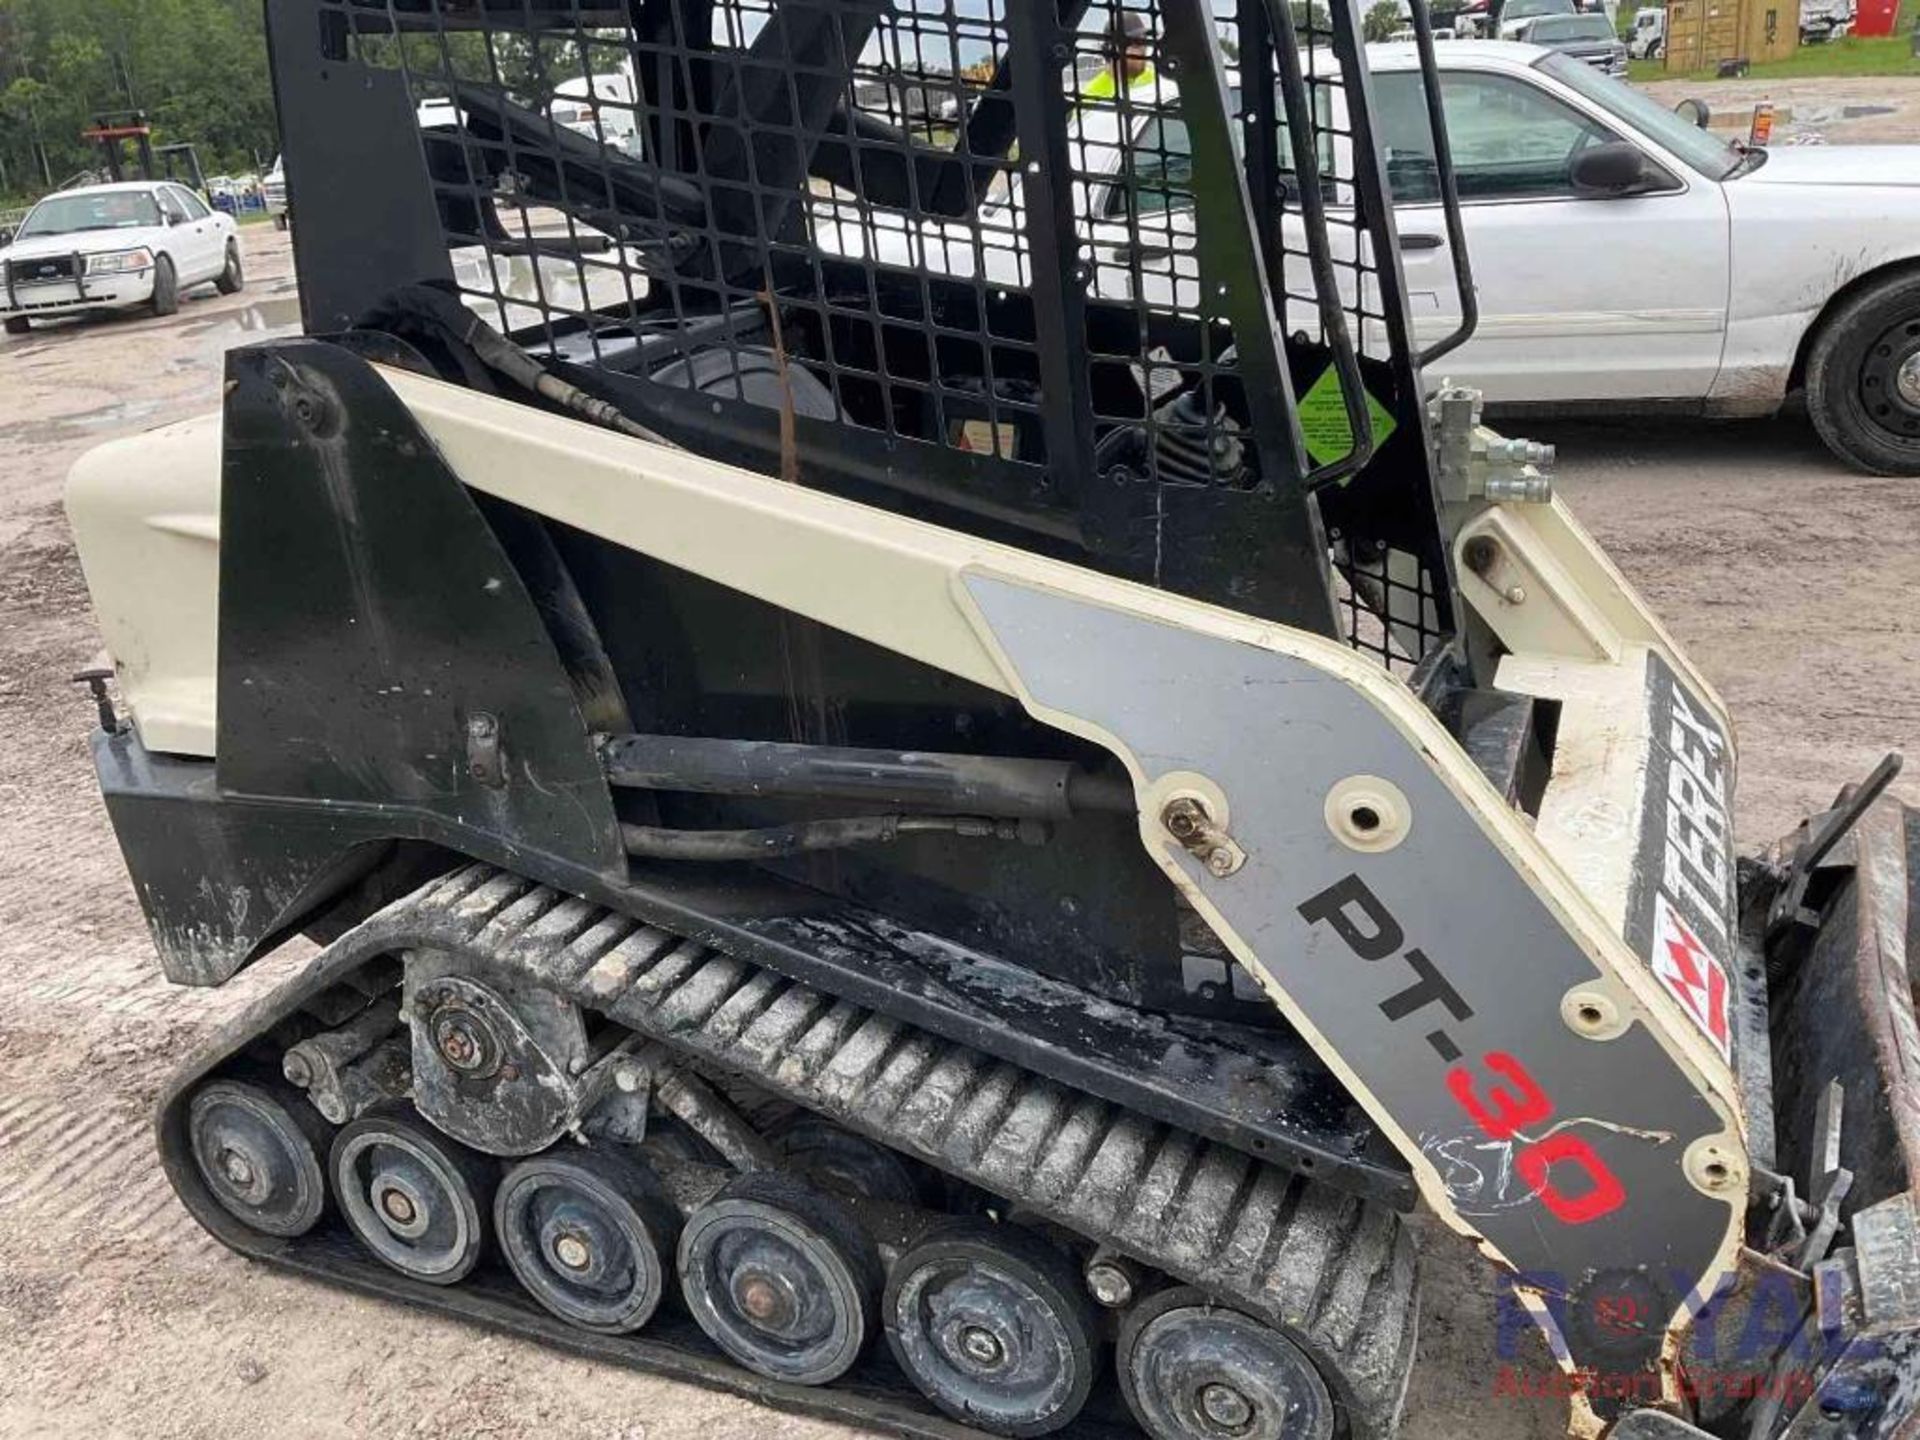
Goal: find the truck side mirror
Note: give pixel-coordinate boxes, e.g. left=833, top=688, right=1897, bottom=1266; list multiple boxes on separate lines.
left=1569, top=140, right=1654, bottom=195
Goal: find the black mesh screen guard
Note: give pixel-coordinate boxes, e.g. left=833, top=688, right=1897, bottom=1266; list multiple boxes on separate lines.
left=274, top=0, right=1460, bottom=669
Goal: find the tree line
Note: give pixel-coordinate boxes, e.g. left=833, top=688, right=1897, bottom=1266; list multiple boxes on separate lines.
left=0, top=0, right=280, bottom=203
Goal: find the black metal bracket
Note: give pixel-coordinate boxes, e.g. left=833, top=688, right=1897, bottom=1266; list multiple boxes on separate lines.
left=1767, top=750, right=1904, bottom=948
left=1407, top=0, right=1479, bottom=368
left=72, top=666, right=122, bottom=734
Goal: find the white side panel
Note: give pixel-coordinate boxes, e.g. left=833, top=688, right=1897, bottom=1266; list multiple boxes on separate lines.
left=64, top=413, right=222, bottom=757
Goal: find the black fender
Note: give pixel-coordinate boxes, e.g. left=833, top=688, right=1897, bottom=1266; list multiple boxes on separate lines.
left=97, top=340, right=626, bottom=985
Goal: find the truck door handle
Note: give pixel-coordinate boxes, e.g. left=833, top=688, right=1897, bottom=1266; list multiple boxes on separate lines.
left=1401, top=233, right=1445, bottom=250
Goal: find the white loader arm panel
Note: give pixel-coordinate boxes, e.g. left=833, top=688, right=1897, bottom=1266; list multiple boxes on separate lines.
left=384, top=366, right=1746, bottom=1411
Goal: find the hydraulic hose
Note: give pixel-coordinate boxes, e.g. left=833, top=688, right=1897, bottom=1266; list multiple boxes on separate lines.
left=620, top=814, right=1041, bottom=862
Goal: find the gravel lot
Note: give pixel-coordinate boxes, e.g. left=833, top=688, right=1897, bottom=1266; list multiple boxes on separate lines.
left=0, top=218, right=1913, bottom=1440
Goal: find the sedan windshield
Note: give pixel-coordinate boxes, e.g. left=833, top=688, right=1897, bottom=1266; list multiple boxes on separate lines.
left=1537, top=51, right=1742, bottom=177
left=17, top=191, right=162, bottom=239
left=1503, top=0, right=1576, bottom=20
left=1528, top=14, right=1618, bottom=39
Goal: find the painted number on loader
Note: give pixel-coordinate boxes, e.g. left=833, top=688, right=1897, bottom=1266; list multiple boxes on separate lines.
left=1298, top=874, right=1627, bottom=1227
left=1446, top=1052, right=1626, bottom=1225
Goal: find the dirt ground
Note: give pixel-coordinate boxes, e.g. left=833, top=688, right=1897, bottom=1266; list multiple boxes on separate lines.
left=1639, top=75, right=1920, bottom=144
left=0, top=217, right=1914, bottom=1440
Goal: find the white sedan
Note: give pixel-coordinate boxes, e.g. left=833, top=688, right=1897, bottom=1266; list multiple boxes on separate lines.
left=1369, top=42, right=1920, bottom=474
left=0, top=181, right=243, bottom=336
left=814, top=41, right=1920, bottom=474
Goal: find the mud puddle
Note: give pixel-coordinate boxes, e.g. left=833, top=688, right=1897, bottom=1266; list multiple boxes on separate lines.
left=179, top=296, right=303, bottom=341
left=0, top=398, right=171, bottom=449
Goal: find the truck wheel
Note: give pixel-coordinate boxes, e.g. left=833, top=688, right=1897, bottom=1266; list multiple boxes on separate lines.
left=150, top=255, right=179, bottom=318
left=215, top=241, right=245, bottom=296
left=1806, top=269, right=1920, bottom=475
left=4, top=316, right=29, bottom=336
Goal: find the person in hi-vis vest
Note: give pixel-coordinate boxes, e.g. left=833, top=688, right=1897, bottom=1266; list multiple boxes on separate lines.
left=1084, top=10, right=1158, bottom=101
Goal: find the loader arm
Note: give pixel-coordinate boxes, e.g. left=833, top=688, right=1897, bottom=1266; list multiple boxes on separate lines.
left=382, top=362, right=1749, bottom=1417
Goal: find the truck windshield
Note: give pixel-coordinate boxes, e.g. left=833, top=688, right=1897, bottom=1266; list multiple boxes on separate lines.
left=18, top=191, right=162, bottom=238
left=1537, top=52, right=1742, bottom=177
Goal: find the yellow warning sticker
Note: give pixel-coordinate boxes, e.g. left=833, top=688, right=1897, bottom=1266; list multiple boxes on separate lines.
left=1297, top=366, right=1396, bottom=470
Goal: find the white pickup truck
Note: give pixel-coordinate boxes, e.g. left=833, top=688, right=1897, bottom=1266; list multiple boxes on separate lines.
left=1800, top=0, right=1856, bottom=42
left=812, top=40, right=1920, bottom=474
left=1627, top=7, right=1665, bottom=56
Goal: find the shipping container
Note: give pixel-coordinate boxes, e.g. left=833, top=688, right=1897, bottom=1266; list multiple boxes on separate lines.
left=1663, top=0, right=1801, bottom=68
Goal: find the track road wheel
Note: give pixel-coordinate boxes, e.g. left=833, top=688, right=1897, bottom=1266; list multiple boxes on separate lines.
left=1807, top=268, right=1920, bottom=474
left=678, top=1171, right=881, bottom=1385
left=885, top=1221, right=1099, bottom=1437
left=1118, top=1287, right=1335, bottom=1440
left=496, top=1147, right=679, bottom=1334
left=773, top=1117, right=930, bottom=1205
left=187, top=1079, right=330, bottom=1237
left=331, top=1105, right=494, bottom=1285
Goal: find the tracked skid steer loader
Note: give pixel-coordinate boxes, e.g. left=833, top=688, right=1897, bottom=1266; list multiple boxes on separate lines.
left=61, top=1, right=1920, bottom=1437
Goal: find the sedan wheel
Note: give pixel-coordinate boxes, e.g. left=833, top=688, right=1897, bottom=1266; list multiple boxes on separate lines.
left=1807, top=269, right=1920, bottom=475
left=150, top=255, right=179, bottom=318
left=215, top=241, right=245, bottom=296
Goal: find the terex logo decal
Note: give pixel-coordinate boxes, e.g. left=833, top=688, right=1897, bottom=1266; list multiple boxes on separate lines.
left=1651, top=893, right=1732, bottom=1061
left=1627, top=655, right=1740, bottom=1065
left=1660, top=681, right=1734, bottom=956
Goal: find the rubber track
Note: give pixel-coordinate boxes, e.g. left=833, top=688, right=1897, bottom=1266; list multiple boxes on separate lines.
left=173, top=864, right=1420, bottom=1438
